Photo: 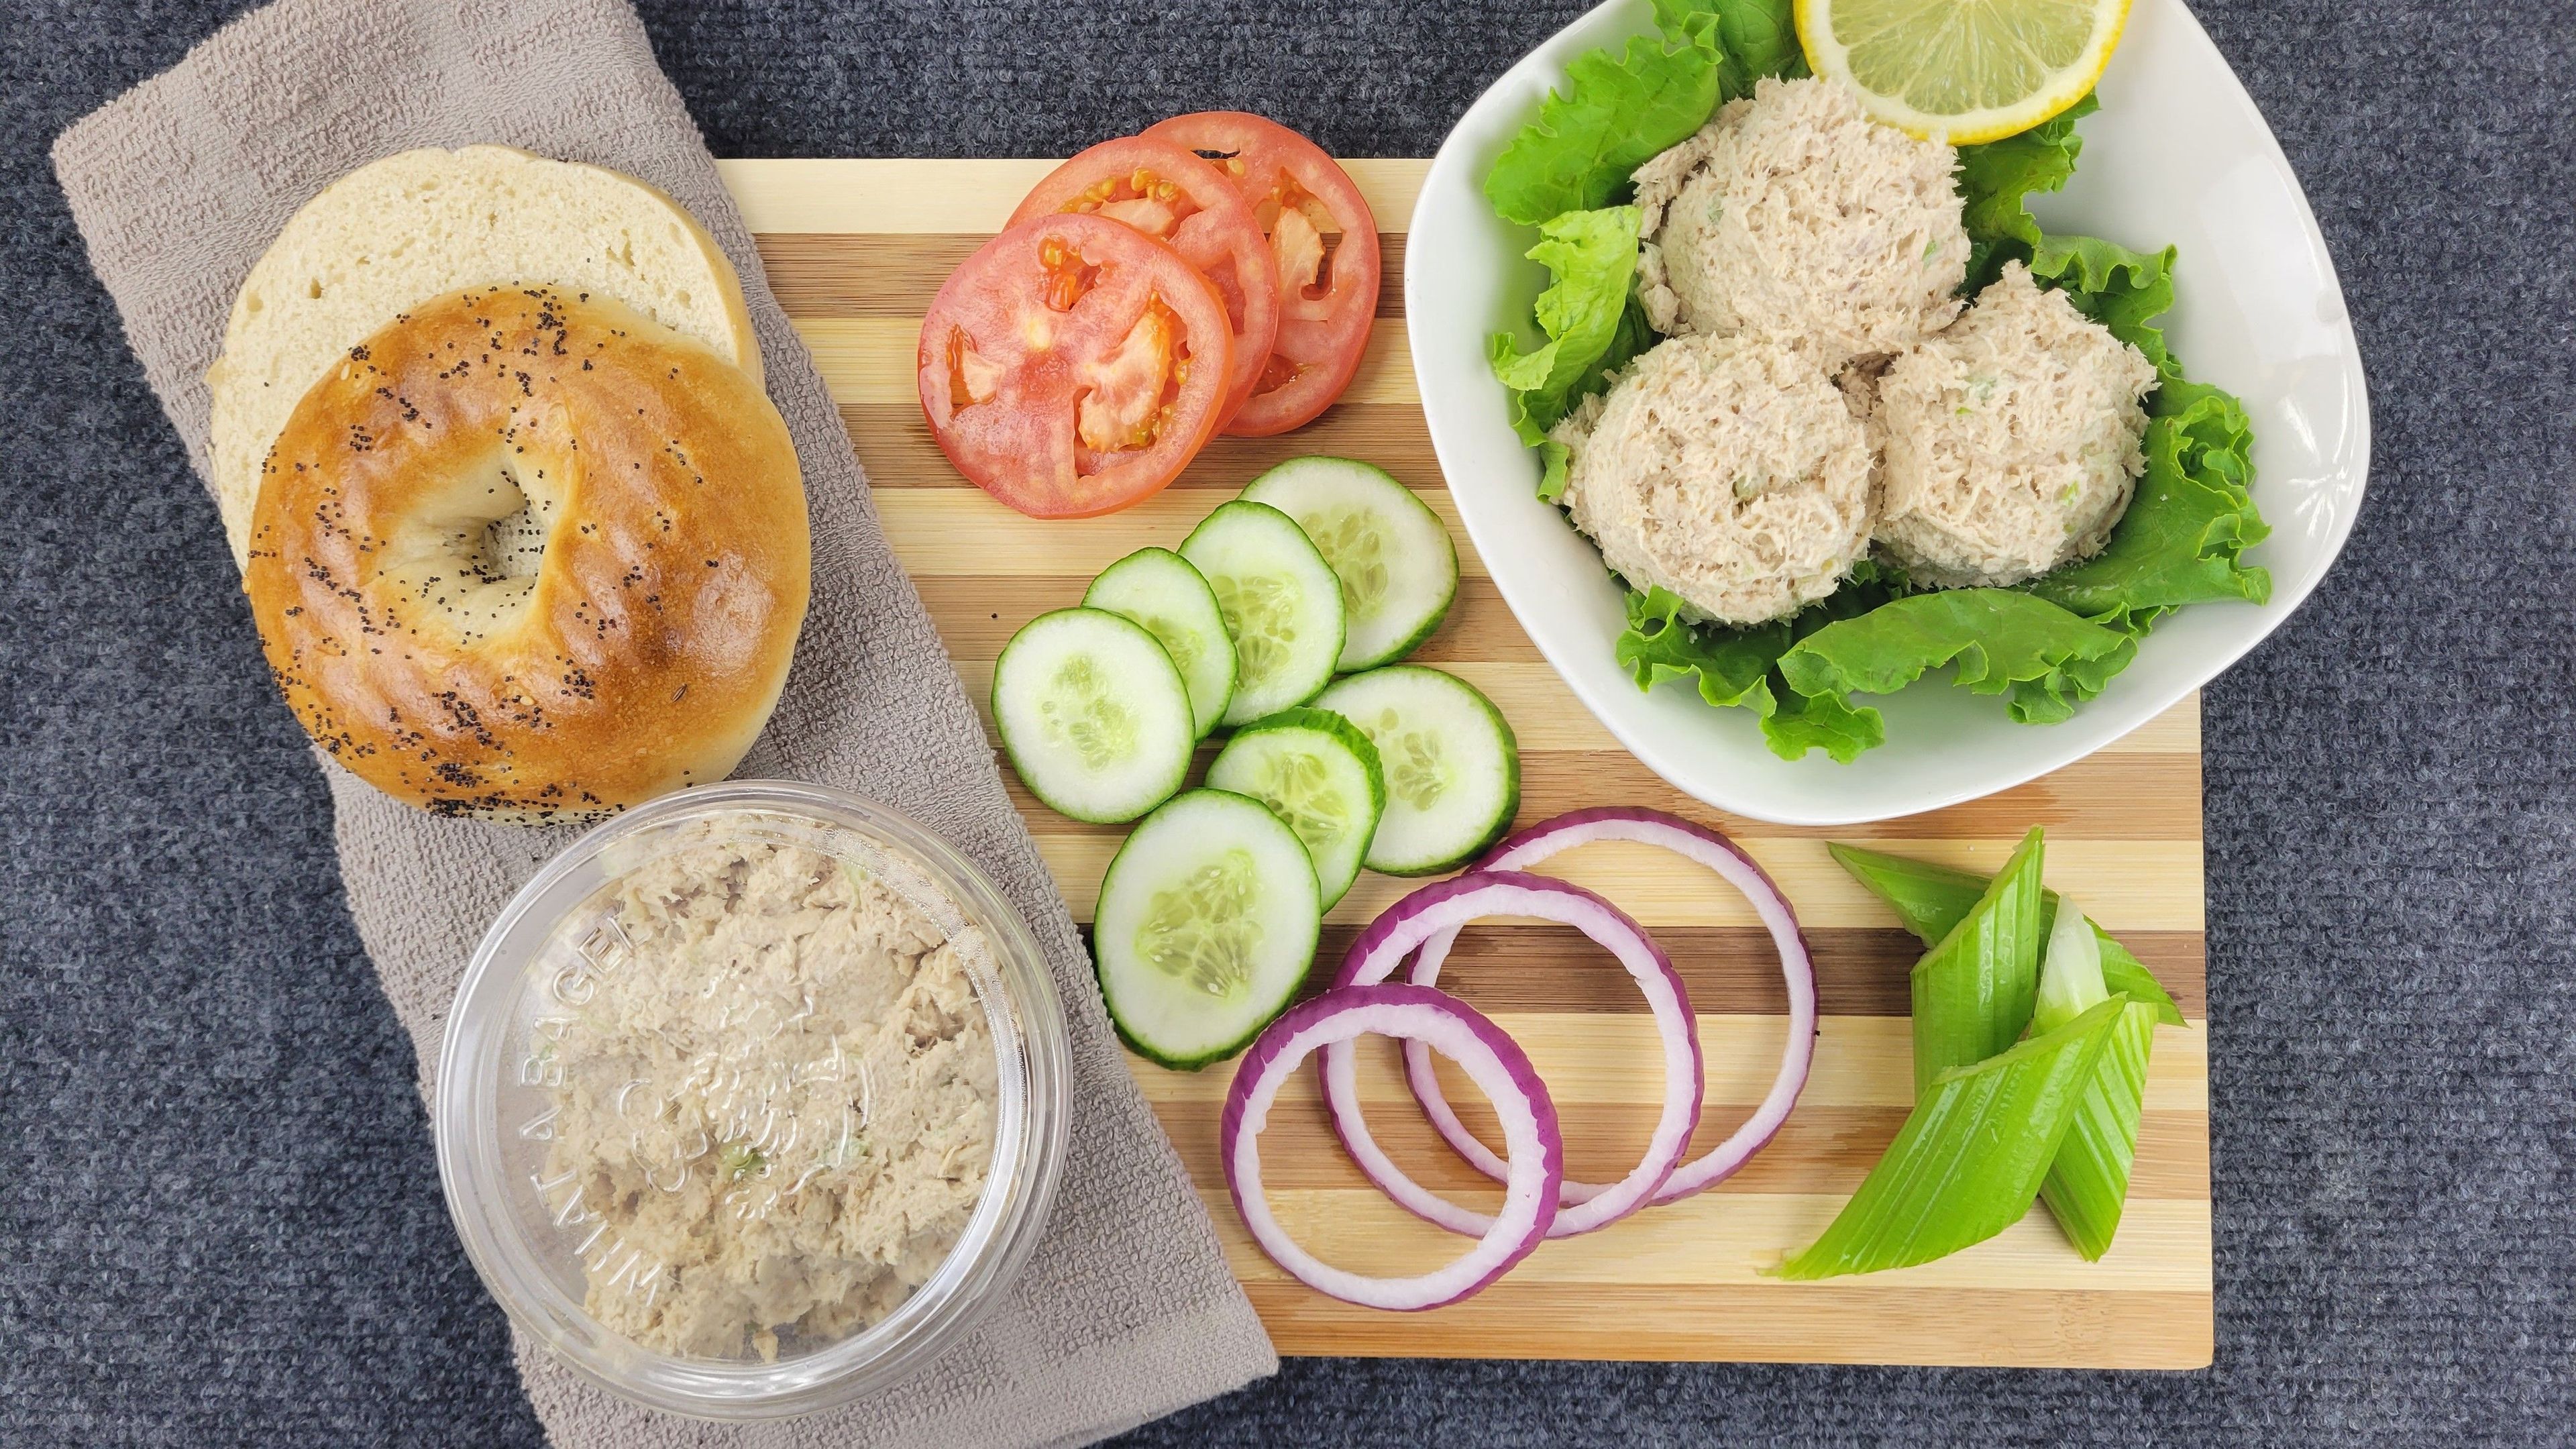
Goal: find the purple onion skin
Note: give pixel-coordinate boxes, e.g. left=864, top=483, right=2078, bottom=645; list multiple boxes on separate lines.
left=1483, top=807, right=1809, bottom=959
left=1322, top=871, right=1703, bottom=1237
left=1220, top=983, right=1564, bottom=1309
left=1424, top=807, right=1821, bottom=1203
left=1331, top=869, right=1673, bottom=991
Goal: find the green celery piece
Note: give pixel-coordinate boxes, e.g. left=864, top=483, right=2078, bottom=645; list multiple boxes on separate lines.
left=2041, top=1000, right=2157, bottom=1259
left=1908, top=827, right=2047, bottom=1097
left=1482, top=5, right=1721, bottom=225
left=2032, top=900, right=2157, bottom=1260
left=1773, top=996, right=2128, bottom=1280
left=2032, top=884, right=2110, bottom=1028
left=1825, top=841, right=2186, bottom=1027
left=2096, top=953, right=2181, bottom=1030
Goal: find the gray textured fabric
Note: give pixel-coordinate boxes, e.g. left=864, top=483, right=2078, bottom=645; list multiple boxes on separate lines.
left=44, top=1, right=1273, bottom=1444
left=5, top=1, right=2571, bottom=1446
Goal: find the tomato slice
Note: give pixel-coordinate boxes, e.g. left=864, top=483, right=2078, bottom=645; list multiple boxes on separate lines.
left=918, top=213, right=1233, bottom=517
left=1139, top=112, right=1383, bottom=437
left=1010, top=136, right=1281, bottom=428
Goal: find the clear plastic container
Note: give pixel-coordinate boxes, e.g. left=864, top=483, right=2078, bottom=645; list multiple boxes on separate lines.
left=435, top=781, right=1069, bottom=1419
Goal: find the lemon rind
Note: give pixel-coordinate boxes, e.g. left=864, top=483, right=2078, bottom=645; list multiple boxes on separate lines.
left=1794, top=0, right=2135, bottom=146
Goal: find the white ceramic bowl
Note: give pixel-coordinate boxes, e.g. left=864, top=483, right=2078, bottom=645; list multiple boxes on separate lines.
left=1407, top=0, right=2369, bottom=826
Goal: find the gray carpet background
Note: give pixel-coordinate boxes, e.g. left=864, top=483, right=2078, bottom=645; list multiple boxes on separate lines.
left=3, top=1, right=2569, bottom=1444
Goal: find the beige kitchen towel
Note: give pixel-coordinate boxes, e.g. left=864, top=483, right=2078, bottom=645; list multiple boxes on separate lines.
left=52, top=0, right=1279, bottom=1443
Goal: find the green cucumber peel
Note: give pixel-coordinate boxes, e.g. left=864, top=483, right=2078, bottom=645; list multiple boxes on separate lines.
left=1220, top=706, right=1389, bottom=815
left=1083, top=545, right=1239, bottom=739
left=1827, top=841, right=2187, bottom=1028
left=1206, top=706, right=1388, bottom=909
left=1772, top=995, right=2128, bottom=1281
left=1908, top=827, right=2047, bottom=1098
left=1092, top=788, right=1322, bottom=1071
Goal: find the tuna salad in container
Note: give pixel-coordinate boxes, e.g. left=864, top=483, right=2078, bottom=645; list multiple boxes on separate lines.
left=435, top=782, right=1069, bottom=1419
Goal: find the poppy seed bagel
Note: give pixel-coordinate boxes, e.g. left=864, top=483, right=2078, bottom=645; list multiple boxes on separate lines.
left=242, top=284, right=808, bottom=822
left=207, top=145, right=763, bottom=570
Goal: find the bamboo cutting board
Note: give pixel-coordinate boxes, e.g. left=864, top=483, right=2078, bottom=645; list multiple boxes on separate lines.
left=719, top=158, right=2213, bottom=1369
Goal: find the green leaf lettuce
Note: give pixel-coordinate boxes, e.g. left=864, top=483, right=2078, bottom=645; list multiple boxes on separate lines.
left=1955, top=93, right=2096, bottom=292
left=1772, top=590, right=2137, bottom=737
left=1483, top=6, right=1722, bottom=226
left=1693, top=0, right=1808, bottom=97
left=1489, top=205, right=1654, bottom=503
left=2013, top=240, right=2273, bottom=633
left=1487, top=34, right=2268, bottom=761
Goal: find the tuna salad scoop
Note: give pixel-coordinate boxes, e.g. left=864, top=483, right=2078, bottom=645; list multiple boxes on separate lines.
left=1873, top=262, right=2161, bottom=589
left=1554, top=332, right=1878, bottom=627
left=1633, top=75, right=1968, bottom=364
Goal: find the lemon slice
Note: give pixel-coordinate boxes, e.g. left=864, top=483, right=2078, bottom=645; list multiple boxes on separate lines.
left=1796, top=0, right=2133, bottom=145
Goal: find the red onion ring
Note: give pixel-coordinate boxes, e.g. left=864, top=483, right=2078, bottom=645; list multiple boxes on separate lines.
left=1404, top=808, right=1817, bottom=1203
left=1221, top=983, right=1561, bottom=1310
left=1324, top=871, right=1701, bottom=1238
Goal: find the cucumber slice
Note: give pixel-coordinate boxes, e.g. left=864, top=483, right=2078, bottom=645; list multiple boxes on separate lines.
left=1095, top=788, right=1323, bottom=1069
left=1241, top=456, right=1459, bottom=671
left=1177, top=500, right=1346, bottom=728
left=991, top=608, right=1194, bottom=824
left=1083, top=547, right=1236, bottom=739
left=1206, top=707, right=1387, bottom=908
left=1313, top=666, right=1520, bottom=876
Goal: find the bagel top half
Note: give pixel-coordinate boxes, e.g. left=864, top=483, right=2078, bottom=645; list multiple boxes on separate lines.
left=243, top=284, right=809, bottom=823
left=208, top=146, right=763, bottom=570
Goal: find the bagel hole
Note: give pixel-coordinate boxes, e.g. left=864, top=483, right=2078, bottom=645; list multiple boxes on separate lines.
left=374, top=450, right=567, bottom=644
left=475, top=488, right=557, bottom=584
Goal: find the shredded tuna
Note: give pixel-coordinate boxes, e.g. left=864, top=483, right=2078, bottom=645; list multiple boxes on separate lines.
left=1553, top=333, right=1878, bottom=627
left=1633, top=76, right=1968, bottom=366
left=545, top=826, right=998, bottom=1361
left=1872, top=262, right=2161, bottom=588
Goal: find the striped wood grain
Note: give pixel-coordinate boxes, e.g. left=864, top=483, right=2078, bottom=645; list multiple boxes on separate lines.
left=724, top=158, right=2214, bottom=1368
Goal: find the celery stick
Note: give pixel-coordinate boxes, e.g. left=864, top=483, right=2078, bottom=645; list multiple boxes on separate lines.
left=1824, top=842, right=1993, bottom=942
left=2040, top=1004, right=2155, bottom=1259
left=1907, top=828, right=2046, bottom=1097
left=2096, top=952, right=2184, bottom=1030
left=2033, top=887, right=2109, bottom=1026
left=2033, top=895, right=2157, bottom=1260
left=1774, top=996, right=2127, bottom=1280
left=1827, top=841, right=2186, bottom=1027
